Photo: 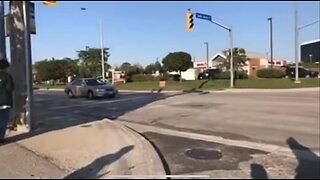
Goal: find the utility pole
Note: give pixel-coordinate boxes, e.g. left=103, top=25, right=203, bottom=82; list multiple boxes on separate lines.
left=294, top=2, right=300, bottom=83
left=100, top=19, right=105, bottom=81
left=80, top=8, right=106, bottom=81
left=0, top=1, right=6, bottom=59
left=9, top=1, right=33, bottom=132
left=268, top=17, right=273, bottom=68
left=229, top=28, right=234, bottom=88
left=204, top=42, right=209, bottom=68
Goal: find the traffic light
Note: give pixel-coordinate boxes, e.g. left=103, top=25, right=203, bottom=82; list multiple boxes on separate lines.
left=43, top=1, right=57, bottom=6
left=186, top=12, right=194, bottom=32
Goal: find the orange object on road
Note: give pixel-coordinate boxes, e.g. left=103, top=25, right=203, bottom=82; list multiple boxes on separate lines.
left=159, top=81, right=166, bottom=88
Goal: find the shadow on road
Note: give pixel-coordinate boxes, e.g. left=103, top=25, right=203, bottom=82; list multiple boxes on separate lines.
left=64, top=145, right=134, bottom=179
left=1, top=91, right=203, bottom=146
left=198, top=80, right=209, bottom=89
left=250, top=137, right=320, bottom=179
left=250, top=163, right=269, bottom=179
left=287, top=137, right=320, bottom=179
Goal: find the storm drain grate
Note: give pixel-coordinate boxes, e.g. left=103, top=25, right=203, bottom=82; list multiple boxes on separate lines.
left=185, top=148, right=222, bottom=160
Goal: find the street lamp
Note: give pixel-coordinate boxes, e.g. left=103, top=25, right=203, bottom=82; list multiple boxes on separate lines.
left=267, top=17, right=273, bottom=68
left=294, top=2, right=319, bottom=83
left=80, top=8, right=106, bottom=81
left=204, top=42, right=209, bottom=68
left=309, top=54, right=313, bottom=63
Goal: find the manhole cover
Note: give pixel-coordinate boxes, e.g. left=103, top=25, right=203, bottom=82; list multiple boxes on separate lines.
left=185, top=148, right=222, bottom=160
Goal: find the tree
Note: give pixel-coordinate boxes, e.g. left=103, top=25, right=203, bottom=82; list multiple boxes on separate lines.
left=119, top=62, right=143, bottom=76
left=144, top=61, right=163, bottom=74
left=78, top=47, right=110, bottom=77
left=154, top=60, right=163, bottom=73
left=219, top=48, right=248, bottom=71
left=34, top=58, right=80, bottom=84
left=162, top=51, right=193, bottom=82
left=144, top=63, right=156, bottom=74
left=120, top=62, right=132, bottom=73
left=119, top=62, right=144, bottom=82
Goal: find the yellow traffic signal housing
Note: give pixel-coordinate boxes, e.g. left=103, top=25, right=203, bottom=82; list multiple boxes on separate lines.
left=186, top=12, right=194, bottom=32
left=43, top=1, right=57, bottom=6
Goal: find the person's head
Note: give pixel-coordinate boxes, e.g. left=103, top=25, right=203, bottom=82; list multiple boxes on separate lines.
left=0, top=58, right=10, bottom=71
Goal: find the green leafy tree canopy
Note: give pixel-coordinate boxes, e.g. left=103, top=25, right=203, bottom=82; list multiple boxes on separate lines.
left=162, top=51, right=193, bottom=74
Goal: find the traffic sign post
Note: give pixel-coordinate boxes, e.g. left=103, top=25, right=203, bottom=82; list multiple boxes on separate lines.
left=194, top=11, right=234, bottom=89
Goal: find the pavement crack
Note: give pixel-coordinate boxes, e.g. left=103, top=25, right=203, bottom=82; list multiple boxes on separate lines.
left=15, top=142, right=68, bottom=174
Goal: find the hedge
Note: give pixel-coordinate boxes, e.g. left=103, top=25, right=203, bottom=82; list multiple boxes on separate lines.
left=217, top=71, right=248, bottom=79
left=131, top=74, right=163, bottom=82
left=256, top=68, right=286, bottom=79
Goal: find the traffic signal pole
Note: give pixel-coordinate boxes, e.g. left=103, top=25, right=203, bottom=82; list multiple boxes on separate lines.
left=191, top=10, right=234, bottom=89
left=23, top=1, right=34, bottom=131
left=0, top=1, right=6, bottom=60
left=9, top=1, right=33, bottom=132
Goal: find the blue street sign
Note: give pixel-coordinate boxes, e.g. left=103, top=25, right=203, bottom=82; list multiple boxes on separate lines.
left=195, top=13, right=212, bottom=21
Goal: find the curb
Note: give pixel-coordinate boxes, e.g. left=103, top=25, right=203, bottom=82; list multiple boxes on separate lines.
left=38, top=88, right=64, bottom=91
left=16, top=119, right=166, bottom=178
left=37, top=87, right=320, bottom=93
left=106, top=119, right=167, bottom=176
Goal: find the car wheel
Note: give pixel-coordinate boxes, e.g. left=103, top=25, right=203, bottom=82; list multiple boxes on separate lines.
left=109, top=94, right=116, bottom=98
left=67, top=90, right=74, bottom=98
left=87, top=91, right=94, bottom=99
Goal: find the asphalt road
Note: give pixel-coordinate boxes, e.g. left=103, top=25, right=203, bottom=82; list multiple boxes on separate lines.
left=10, top=89, right=318, bottom=178
left=31, top=91, right=167, bottom=133
left=118, top=90, right=320, bottom=151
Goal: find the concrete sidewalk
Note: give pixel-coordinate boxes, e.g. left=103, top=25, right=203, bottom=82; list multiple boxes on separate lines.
left=0, top=120, right=165, bottom=179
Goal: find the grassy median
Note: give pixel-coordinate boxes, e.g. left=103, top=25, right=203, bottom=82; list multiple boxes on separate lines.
left=38, top=78, right=319, bottom=91
left=116, top=78, right=320, bottom=90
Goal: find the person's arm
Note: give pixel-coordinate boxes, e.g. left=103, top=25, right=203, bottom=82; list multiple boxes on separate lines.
left=6, top=74, right=14, bottom=92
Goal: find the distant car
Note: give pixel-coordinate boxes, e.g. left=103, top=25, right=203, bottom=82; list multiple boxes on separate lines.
left=285, top=67, right=319, bottom=78
left=64, top=78, right=118, bottom=99
left=198, top=69, right=221, bottom=80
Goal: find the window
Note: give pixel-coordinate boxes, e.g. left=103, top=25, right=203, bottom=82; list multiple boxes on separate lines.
left=85, top=79, right=105, bottom=86
left=72, top=80, right=82, bottom=86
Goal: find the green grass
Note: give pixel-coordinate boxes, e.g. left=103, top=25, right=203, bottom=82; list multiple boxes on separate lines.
left=234, top=78, right=320, bottom=89
left=38, top=78, right=320, bottom=91
left=116, top=78, right=320, bottom=91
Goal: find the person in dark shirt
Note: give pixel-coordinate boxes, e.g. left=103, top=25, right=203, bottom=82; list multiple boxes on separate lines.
left=0, top=58, right=14, bottom=143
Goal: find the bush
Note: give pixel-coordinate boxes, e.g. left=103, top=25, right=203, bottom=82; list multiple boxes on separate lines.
left=217, top=71, right=248, bottom=79
left=131, top=74, right=162, bottom=82
left=256, top=68, right=285, bottom=79
left=125, top=75, right=133, bottom=83
left=160, top=74, right=169, bottom=81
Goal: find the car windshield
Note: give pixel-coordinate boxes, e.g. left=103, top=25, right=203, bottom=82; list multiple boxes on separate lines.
left=85, top=79, right=105, bottom=86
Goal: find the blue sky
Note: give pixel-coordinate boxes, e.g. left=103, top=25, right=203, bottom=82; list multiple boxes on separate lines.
left=4, top=1, right=320, bottom=66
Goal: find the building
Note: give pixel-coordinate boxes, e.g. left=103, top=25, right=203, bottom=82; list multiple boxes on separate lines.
left=208, top=53, right=227, bottom=69
left=245, top=52, right=287, bottom=77
left=300, top=39, right=320, bottom=63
